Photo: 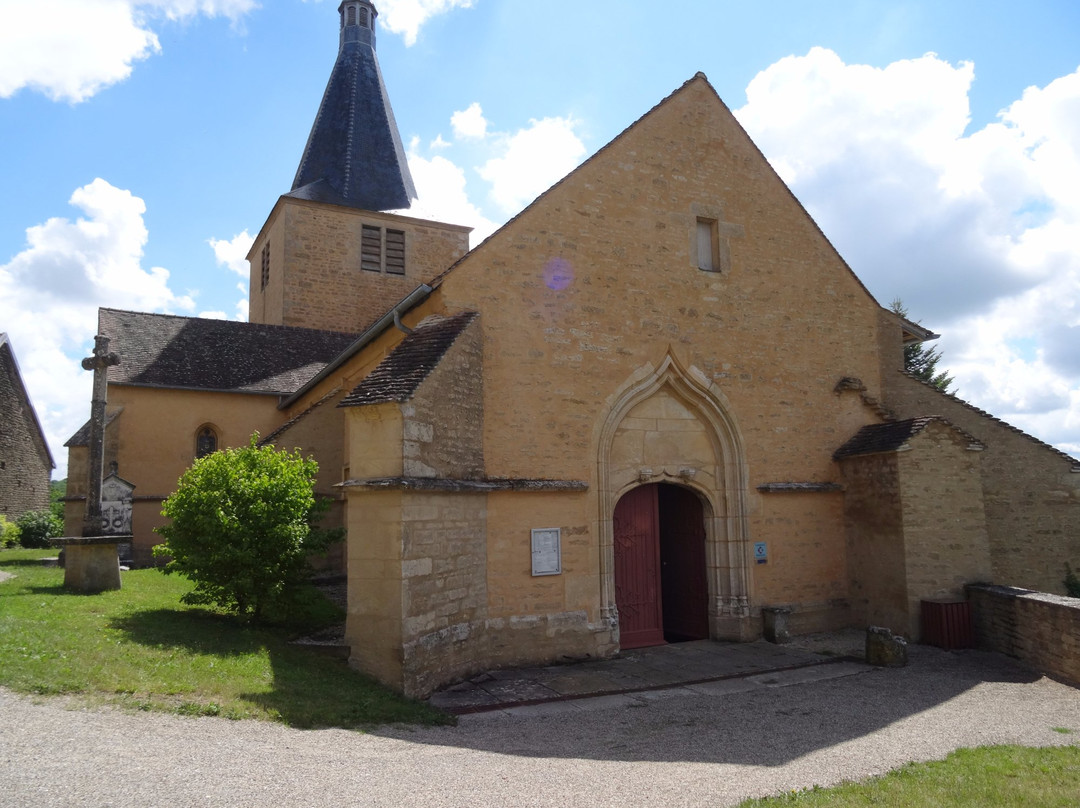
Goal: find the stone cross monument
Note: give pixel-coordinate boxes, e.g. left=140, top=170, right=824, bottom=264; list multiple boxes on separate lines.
left=81, top=335, right=120, bottom=537
left=51, top=335, right=126, bottom=592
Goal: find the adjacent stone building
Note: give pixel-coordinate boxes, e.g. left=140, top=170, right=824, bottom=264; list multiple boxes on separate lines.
left=0, top=333, right=55, bottom=518
left=65, top=0, right=1079, bottom=697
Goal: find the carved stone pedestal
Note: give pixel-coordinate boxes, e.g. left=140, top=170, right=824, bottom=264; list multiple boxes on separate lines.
left=49, top=536, right=130, bottom=593
left=762, top=607, right=792, bottom=643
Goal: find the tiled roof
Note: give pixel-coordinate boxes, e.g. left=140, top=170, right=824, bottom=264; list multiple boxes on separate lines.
left=898, top=371, right=1080, bottom=469
left=833, top=416, right=983, bottom=460
left=259, top=387, right=342, bottom=446
left=64, top=408, right=122, bottom=448
left=339, top=311, right=478, bottom=407
left=289, top=4, right=415, bottom=211
left=98, top=309, right=359, bottom=395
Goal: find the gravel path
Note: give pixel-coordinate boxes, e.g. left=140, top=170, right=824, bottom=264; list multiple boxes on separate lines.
left=2, top=646, right=1078, bottom=807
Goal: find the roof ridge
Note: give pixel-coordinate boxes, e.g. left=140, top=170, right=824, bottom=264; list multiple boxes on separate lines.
left=425, top=73, right=715, bottom=289
left=99, top=308, right=361, bottom=339
left=899, top=370, right=1080, bottom=468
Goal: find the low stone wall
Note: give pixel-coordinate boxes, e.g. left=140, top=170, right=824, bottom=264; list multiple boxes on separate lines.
left=966, top=583, right=1080, bottom=685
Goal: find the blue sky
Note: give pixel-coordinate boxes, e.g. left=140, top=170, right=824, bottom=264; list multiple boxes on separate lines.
left=1, top=0, right=1078, bottom=477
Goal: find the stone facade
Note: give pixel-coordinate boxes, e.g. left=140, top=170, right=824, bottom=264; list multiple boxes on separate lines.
left=968, top=583, right=1080, bottom=686
left=0, top=335, right=53, bottom=518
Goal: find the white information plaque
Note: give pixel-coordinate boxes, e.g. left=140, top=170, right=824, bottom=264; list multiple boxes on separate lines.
left=531, top=528, right=562, bottom=576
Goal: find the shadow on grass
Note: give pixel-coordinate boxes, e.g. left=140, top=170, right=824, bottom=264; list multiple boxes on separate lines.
left=0, top=558, right=60, bottom=567
left=236, top=645, right=451, bottom=729
left=109, top=608, right=264, bottom=657
left=25, top=583, right=111, bottom=596
left=109, top=605, right=447, bottom=727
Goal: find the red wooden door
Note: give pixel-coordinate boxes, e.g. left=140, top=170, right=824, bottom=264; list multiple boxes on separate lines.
left=659, top=485, right=709, bottom=641
left=613, top=485, right=665, bottom=649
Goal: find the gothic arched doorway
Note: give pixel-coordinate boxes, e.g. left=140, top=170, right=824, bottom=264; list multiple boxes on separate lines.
left=613, top=483, right=709, bottom=649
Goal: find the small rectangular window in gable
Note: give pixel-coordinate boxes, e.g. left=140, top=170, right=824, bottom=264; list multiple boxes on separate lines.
left=361, top=224, right=382, bottom=272
left=260, top=244, right=270, bottom=289
left=696, top=218, right=720, bottom=272
left=385, top=229, right=405, bottom=275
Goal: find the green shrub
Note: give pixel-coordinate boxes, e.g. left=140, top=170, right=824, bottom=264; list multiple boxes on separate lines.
left=1065, top=564, right=1080, bottom=598
left=0, top=515, right=20, bottom=548
left=154, top=435, right=341, bottom=622
left=15, top=510, right=63, bottom=549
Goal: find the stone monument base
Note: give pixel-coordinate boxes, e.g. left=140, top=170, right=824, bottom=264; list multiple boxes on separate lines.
left=48, top=536, right=131, bottom=593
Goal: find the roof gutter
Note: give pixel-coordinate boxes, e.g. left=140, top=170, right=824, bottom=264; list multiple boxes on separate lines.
left=278, top=283, right=433, bottom=409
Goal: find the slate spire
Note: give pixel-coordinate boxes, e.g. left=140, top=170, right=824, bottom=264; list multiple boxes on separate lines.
left=289, top=0, right=417, bottom=211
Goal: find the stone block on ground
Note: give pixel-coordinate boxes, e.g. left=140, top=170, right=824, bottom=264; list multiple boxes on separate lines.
left=866, top=625, right=908, bottom=667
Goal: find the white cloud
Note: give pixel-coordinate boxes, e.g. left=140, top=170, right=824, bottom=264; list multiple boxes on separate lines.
left=0, top=0, right=256, bottom=103
left=400, top=146, right=498, bottom=247
left=209, top=230, right=254, bottom=278
left=0, top=179, right=195, bottom=476
left=735, top=49, right=1080, bottom=456
left=478, top=116, right=587, bottom=215
left=376, top=0, right=475, bottom=47
left=142, top=0, right=257, bottom=21
left=451, top=102, right=488, bottom=140
left=208, top=231, right=253, bottom=321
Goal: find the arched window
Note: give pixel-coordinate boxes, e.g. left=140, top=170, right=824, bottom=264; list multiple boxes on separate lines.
left=196, top=426, right=218, bottom=459
left=347, top=5, right=356, bottom=26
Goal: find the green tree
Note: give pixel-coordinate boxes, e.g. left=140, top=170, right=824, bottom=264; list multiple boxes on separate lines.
left=891, top=299, right=955, bottom=393
left=154, top=435, right=340, bottom=622
left=15, top=510, right=64, bottom=548
left=49, top=479, right=67, bottom=522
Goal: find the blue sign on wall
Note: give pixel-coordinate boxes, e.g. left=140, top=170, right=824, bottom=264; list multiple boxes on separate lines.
left=754, top=541, right=768, bottom=564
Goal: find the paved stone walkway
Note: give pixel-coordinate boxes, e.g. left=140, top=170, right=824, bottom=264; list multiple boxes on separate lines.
left=430, top=638, right=864, bottom=714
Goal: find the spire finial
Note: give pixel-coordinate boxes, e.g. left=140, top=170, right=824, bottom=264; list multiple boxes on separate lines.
left=339, top=1, right=377, bottom=49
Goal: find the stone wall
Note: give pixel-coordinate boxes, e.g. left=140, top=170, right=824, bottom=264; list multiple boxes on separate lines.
left=897, top=422, right=992, bottom=635
left=344, top=485, right=612, bottom=697
left=967, top=583, right=1080, bottom=685
left=886, top=372, right=1080, bottom=594
left=403, top=317, right=484, bottom=479
left=0, top=341, right=52, bottom=518
left=248, top=198, right=470, bottom=334
left=839, top=452, right=908, bottom=631
left=839, top=421, right=991, bottom=637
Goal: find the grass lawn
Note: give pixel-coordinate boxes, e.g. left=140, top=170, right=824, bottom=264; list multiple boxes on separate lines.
left=0, top=548, right=451, bottom=728
left=737, top=745, right=1080, bottom=807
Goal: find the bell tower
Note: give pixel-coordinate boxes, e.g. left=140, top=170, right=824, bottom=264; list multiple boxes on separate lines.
left=247, top=1, right=469, bottom=334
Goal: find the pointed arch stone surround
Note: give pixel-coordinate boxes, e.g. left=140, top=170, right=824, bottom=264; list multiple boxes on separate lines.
left=596, top=352, right=753, bottom=642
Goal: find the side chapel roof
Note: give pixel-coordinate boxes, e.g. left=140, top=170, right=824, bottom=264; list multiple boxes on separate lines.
left=833, top=416, right=984, bottom=460
left=288, top=0, right=416, bottom=211
left=97, top=309, right=359, bottom=395
left=338, top=311, right=478, bottom=407
left=0, top=333, right=56, bottom=468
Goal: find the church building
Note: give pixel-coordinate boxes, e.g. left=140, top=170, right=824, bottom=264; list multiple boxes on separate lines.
left=65, top=0, right=1080, bottom=697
